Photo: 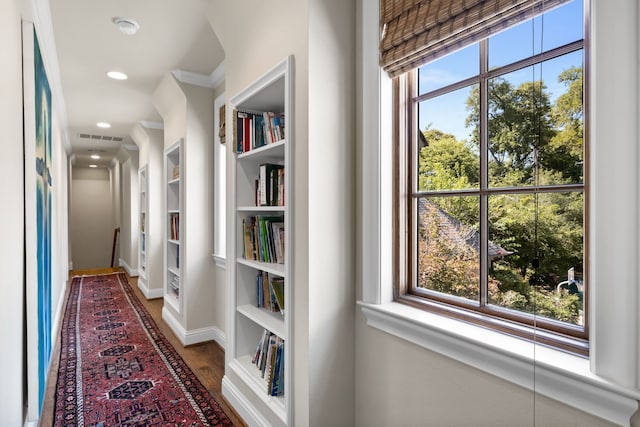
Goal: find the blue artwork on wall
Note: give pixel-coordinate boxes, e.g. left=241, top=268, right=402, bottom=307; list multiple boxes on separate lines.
left=34, top=28, right=52, bottom=412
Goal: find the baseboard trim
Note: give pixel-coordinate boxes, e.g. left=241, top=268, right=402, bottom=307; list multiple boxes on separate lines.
left=222, top=376, right=269, bottom=427
left=161, top=306, right=226, bottom=348
left=119, top=258, right=138, bottom=277
left=137, top=278, right=163, bottom=300
left=51, top=278, right=68, bottom=350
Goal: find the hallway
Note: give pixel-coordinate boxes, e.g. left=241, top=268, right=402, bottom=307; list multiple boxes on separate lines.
left=38, top=268, right=246, bottom=427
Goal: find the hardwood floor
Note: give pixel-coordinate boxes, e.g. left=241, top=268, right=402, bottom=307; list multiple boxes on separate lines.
left=39, top=268, right=246, bottom=427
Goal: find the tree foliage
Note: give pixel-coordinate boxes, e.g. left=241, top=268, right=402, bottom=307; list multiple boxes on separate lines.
left=418, top=67, right=585, bottom=325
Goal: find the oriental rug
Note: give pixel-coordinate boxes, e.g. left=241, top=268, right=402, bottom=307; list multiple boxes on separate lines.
left=53, top=272, right=234, bottom=426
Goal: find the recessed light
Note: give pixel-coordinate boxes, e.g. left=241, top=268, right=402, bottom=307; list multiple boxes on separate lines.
left=97, top=122, right=111, bottom=128
left=107, top=71, right=128, bottom=80
left=90, top=154, right=101, bottom=159
left=89, top=164, right=98, bottom=168
left=113, top=17, right=140, bottom=36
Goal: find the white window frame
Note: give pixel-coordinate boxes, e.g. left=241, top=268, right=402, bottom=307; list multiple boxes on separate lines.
left=213, top=92, right=227, bottom=267
left=358, top=1, right=640, bottom=426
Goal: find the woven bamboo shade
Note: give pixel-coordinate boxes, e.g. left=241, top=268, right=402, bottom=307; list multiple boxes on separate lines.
left=380, top=0, right=569, bottom=77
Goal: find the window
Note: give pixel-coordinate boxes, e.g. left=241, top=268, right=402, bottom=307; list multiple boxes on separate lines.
left=360, top=0, right=640, bottom=424
left=213, top=93, right=226, bottom=265
left=395, top=0, right=587, bottom=354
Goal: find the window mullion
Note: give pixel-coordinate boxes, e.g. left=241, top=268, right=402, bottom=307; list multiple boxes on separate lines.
left=479, top=39, right=489, bottom=308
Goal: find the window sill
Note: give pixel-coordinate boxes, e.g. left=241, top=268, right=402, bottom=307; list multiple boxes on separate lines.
left=358, top=301, right=640, bottom=427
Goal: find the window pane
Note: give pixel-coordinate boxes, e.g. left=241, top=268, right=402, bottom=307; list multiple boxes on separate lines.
left=416, top=196, right=480, bottom=301
left=418, top=44, right=479, bottom=95
left=486, top=52, right=584, bottom=188
left=418, top=85, right=479, bottom=191
left=489, top=0, right=583, bottom=69
left=487, top=192, right=584, bottom=326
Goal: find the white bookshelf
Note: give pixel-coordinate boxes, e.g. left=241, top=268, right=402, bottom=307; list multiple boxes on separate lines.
left=164, top=139, right=183, bottom=314
left=139, top=166, right=148, bottom=285
left=224, top=56, right=293, bottom=426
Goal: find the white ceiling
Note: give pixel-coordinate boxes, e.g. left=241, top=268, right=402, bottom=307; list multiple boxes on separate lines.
left=49, top=0, right=223, bottom=167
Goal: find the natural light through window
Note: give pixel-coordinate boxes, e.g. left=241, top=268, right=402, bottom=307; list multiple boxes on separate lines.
left=406, top=0, right=586, bottom=351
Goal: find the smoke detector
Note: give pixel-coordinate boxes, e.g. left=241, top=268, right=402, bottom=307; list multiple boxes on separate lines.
left=113, top=17, right=140, bottom=35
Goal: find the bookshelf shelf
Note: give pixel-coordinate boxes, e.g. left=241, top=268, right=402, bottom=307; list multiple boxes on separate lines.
left=164, top=139, right=183, bottom=314
left=237, top=304, right=285, bottom=338
left=237, top=206, right=285, bottom=213
left=237, top=138, right=285, bottom=159
left=224, top=55, right=293, bottom=426
left=229, top=356, right=286, bottom=420
left=236, top=258, right=285, bottom=277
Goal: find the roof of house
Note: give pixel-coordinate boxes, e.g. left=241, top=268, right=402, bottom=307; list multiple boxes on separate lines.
left=418, top=198, right=512, bottom=259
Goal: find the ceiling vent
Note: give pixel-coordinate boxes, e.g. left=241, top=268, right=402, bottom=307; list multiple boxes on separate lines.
left=113, top=17, right=140, bottom=36
left=79, top=133, right=124, bottom=142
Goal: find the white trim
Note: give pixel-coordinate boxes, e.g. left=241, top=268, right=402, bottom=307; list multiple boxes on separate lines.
left=140, top=120, right=164, bottom=130
left=118, top=258, right=138, bottom=277
left=50, top=279, right=68, bottom=351
left=23, top=418, right=37, bottom=427
left=161, top=306, right=225, bottom=347
left=210, top=61, right=225, bottom=88
left=212, top=254, right=226, bottom=269
left=222, top=376, right=270, bottom=427
left=360, top=302, right=640, bottom=427
left=136, top=278, right=163, bottom=299
left=171, top=69, right=216, bottom=88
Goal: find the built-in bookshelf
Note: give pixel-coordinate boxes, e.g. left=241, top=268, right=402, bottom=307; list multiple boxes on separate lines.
left=164, top=139, right=183, bottom=314
left=139, top=166, right=148, bottom=285
left=223, top=56, right=293, bottom=426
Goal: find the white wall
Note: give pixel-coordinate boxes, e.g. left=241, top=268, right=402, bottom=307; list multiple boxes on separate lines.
left=0, top=0, right=26, bottom=423
left=70, top=167, right=115, bottom=269
left=353, top=1, right=640, bottom=427
left=117, top=148, right=140, bottom=275
left=180, top=81, right=218, bottom=331
left=131, top=124, right=165, bottom=297
left=307, top=0, right=356, bottom=425
left=152, top=74, right=222, bottom=343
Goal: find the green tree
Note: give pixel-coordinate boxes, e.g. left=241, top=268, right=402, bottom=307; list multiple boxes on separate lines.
left=466, top=78, right=556, bottom=185
left=546, top=66, right=584, bottom=183
left=417, top=68, right=585, bottom=325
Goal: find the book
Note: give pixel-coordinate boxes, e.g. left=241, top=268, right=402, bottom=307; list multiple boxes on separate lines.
left=271, top=222, right=285, bottom=264
left=270, top=277, right=285, bottom=315
left=259, top=163, right=284, bottom=206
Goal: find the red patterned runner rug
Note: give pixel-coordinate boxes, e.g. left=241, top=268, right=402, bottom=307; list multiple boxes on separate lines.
left=54, top=272, right=234, bottom=426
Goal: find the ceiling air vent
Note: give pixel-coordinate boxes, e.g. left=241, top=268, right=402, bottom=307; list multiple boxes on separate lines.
left=79, top=133, right=124, bottom=142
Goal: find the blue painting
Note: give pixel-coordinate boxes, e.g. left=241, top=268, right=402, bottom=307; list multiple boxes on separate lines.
left=34, top=29, right=52, bottom=412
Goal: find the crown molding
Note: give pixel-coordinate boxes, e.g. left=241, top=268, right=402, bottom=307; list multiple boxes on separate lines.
left=140, top=120, right=164, bottom=130
left=172, top=60, right=225, bottom=89
left=209, top=61, right=225, bottom=87
left=171, top=69, right=216, bottom=88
